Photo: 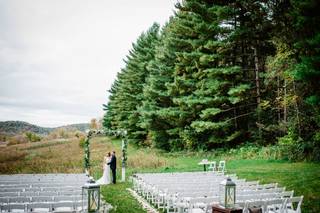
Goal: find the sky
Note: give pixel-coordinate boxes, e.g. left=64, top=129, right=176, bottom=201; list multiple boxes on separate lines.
left=0, top=0, right=176, bottom=127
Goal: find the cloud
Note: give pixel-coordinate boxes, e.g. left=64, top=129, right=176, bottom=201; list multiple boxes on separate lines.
left=0, top=0, right=176, bottom=127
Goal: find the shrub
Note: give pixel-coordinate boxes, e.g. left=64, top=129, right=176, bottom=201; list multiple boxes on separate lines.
left=79, top=137, right=86, bottom=148
left=311, top=131, right=320, bottom=161
left=278, top=131, right=304, bottom=161
left=0, top=134, right=8, bottom=142
left=224, top=144, right=282, bottom=160
left=8, top=135, right=28, bottom=145
left=25, top=132, right=42, bottom=142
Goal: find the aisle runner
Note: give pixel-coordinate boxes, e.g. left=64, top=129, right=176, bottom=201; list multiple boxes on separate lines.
left=127, top=188, right=159, bottom=213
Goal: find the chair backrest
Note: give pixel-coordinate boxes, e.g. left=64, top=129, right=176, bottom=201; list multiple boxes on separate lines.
left=187, top=197, right=217, bottom=213
left=3, top=203, right=26, bottom=212
left=0, top=197, right=8, bottom=204
left=9, top=196, right=31, bottom=203
left=31, top=196, right=53, bottom=202
left=265, top=198, right=286, bottom=213
left=262, top=183, right=278, bottom=189
left=74, top=200, right=85, bottom=211
left=58, top=190, right=82, bottom=196
left=281, top=190, right=294, bottom=198
left=0, top=192, right=19, bottom=197
left=243, top=200, right=265, bottom=213
left=52, top=201, right=75, bottom=211
left=284, top=196, right=303, bottom=213
left=54, top=195, right=81, bottom=202
left=27, top=202, right=53, bottom=212
left=38, top=191, right=58, bottom=196
left=20, top=191, right=39, bottom=197
left=218, top=161, right=226, bottom=172
left=237, top=194, right=261, bottom=202
left=208, top=161, right=217, bottom=171
left=24, top=187, right=41, bottom=192
left=0, top=188, right=23, bottom=192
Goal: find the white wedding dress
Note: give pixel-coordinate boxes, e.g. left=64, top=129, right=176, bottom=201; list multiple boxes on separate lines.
left=96, top=156, right=111, bottom=185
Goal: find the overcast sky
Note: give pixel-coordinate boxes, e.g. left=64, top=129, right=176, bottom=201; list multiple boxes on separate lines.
left=0, top=0, right=176, bottom=127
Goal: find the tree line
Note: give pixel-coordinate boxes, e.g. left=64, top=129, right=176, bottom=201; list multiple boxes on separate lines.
left=103, top=0, right=320, bottom=161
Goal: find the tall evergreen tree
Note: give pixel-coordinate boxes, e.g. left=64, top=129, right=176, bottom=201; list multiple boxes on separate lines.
left=103, top=0, right=320, bottom=160
left=153, top=0, right=254, bottom=150
left=103, top=23, right=160, bottom=143
left=139, top=18, right=179, bottom=150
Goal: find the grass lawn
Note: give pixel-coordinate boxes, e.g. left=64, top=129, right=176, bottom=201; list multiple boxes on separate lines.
left=92, top=137, right=320, bottom=213
left=0, top=136, right=319, bottom=212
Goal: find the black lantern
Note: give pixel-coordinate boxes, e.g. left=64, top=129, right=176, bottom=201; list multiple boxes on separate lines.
left=219, top=176, right=236, bottom=208
left=82, top=181, right=100, bottom=213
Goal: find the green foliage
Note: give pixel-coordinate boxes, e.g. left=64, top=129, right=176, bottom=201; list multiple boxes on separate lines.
left=305, top=95, right=320, bottom=106
left=103, top=23, right=160, bottom=144
left=25, top=132, right=42, bottom=142
left=103, top=0, right=320, bottom=161
left=78, top=137, right=86, bottom=148
left=278, top=130, right=305, bottom=161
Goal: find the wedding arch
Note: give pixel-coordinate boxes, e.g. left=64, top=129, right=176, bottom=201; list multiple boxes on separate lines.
left=83, top=129, right=128, bottom=181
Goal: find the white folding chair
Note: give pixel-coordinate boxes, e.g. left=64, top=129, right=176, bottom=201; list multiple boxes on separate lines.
left=243, top=200, right=266, bottom=213
left=284, top=196, right=303, bottom=213
left=0, top=192, right=19, bottom=197
left=74, top=200, right=85, bottom=211
left=27, top=202, right=53, bottom=212
left=38, top=191, right=57, bottom=197
left=208, top=162, right=217, bottom=172
left=31, top=196, right=53, bottom=202
left=54, top=195, right=81, bottom=202
left=4, top=203, right=26, bottom=212
left=217, top=161, right=226, bottom=173
left=52, top=201, right=75, bottom=212
left=8, top=197, right=31, bottom=203
left=265, top=198, right=286, bottom=213
left=188, top=197, right=219, bottom=213
left=0, top=197, right=8, bottom=204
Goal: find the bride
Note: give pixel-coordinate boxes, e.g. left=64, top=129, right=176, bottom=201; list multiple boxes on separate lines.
left=96, top=152, right=111, bottom=185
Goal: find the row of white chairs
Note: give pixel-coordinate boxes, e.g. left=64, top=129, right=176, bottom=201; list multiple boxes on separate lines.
left=0, top=186, right=82, bottom=193
left=0, top=174, right=89, bottom=212
left=207, top=160, right=226, bottom=173
left=240, top=196, right=303, bottom=213
left=0, top=195, right=82, bottom=204
left=0, top=200, right=87, bottom=212
left=0, top=174, right=87, bottom=179
left=131, top=171, right=303, bottom=213
left=175, top=196, right=303, bottom=213
left=0, top=180, right=87, bottom=185
left=0, top=183, right=83, bottom=188
left=0, top=179, right=87, bottom=184
left=0, top=190, right=82, bottom=198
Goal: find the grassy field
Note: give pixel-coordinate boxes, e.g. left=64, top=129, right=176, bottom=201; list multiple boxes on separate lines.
left=93, top=138, right=320, bottom=213
left=0, top=136, right=319, bottom=213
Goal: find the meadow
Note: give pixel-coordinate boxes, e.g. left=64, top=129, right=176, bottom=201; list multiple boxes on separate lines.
left=0, top=137, right=319, bottom=213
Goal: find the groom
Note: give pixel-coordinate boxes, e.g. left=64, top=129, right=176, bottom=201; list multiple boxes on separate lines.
left=108, top=151, right=117, bottom=184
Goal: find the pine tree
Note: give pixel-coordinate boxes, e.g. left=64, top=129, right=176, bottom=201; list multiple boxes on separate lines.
left=154, top=0, right=253, bottom=150
left=103, top=23, right=160, bottom=143
left=139, top=18, right=179, bottom=150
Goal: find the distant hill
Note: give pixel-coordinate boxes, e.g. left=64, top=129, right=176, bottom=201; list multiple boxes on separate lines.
left=0, top=121, right=90, bottom=135
left=56, top=123, right=90, bottom=132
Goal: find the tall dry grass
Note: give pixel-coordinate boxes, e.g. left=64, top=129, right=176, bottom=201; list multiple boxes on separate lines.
left=0, top=137, right=113, bottom=174
left=0, top=136, right=168, bottom=175
left=128, top=149, right=168, bottom=169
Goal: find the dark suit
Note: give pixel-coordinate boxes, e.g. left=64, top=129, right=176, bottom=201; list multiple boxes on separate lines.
left=108, top=155, right=116, bottom=184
